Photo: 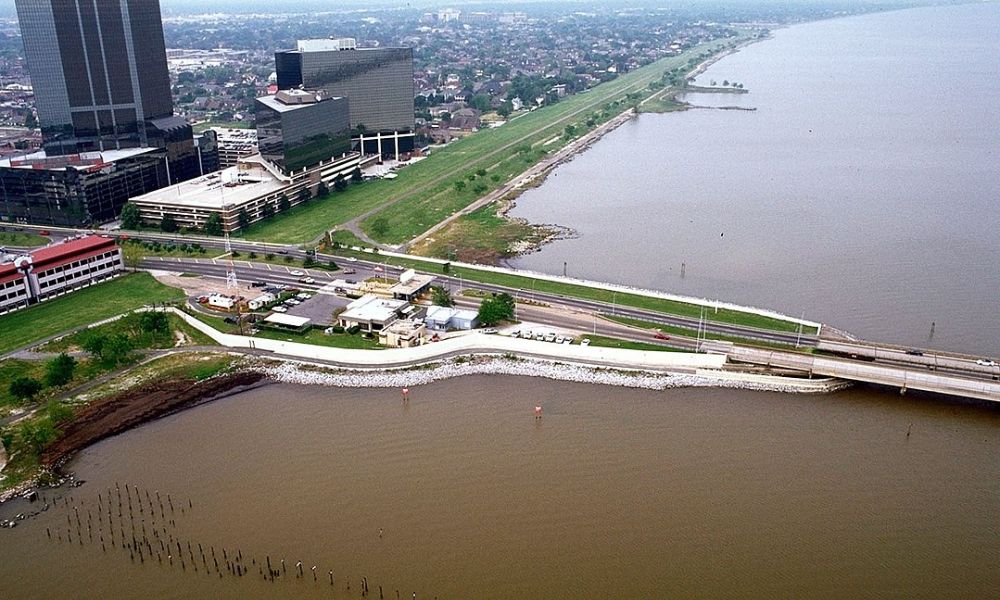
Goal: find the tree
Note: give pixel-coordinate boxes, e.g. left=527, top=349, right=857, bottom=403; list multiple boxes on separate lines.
left=139, top=311, right=170, bottom=335
left=18, top=419, right=57, bottom=453
left=45, top=353, right=76, bottom=387
left=442, top=262, right=451, bottom=274
left=102, top=333, right=134, bottom=365
left=298, top=188, right=312, bottom=204
left=475, top=168, right=487, bottom=177
left=9, top=377, right=43, bottom=403
left=120, top=202, right=142, bottom=230
left=431, top=286, right=454, bottom=307
left=237, top=208, right=250, bottom=230
left=453, top=180, right=466, bottom=192
left=160, top=214, right=179, bottom=233
left=316, top=181, right=329, bottom=197
left=262, top=203, right=276, bottom=220
left=351, top=167, right=363, bottom=183
left=82, top=334, right=107, bottom=358
left=333, top=177, right=348, bottom=192
left=204, top=212, right=224, bottom=236
left=477, top=293, right=516, bottom=326
left=277, top=194, right=291, bottom=212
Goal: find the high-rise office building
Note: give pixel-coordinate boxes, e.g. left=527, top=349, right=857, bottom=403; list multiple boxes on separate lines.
left=275, top=39, right=414, bottom=158
left=15, top=0, right=174, bottom=154
left=4, top=0, right=214, bottom=227
left=256, top=90, right=351, bottom=174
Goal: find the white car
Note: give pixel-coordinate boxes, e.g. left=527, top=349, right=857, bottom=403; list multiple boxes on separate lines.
left=555, top=336, right=565, bottom=344
left=562, top=339, right=572, bottom=345
left=545, top=333, right=557, bottom=343
left=509, top=330, right=520, bottom=338
left=534, top=332, right=546, bottom=341
left=271, top=306, right=288, bottom=313
left=482, top=328, right=498, bottom=334
left=581, top=338, right=591, bottom=347
left=290, top=270, right=305, bottom=276
left=521, top=331, right=533, bottom=339
left=285, top=299, right=301, bottom=306
left=296, top=293, right=312, bottom=300
left=976, top=359, right=997, bottom=367
left=298, top=277, right=315, bottom=284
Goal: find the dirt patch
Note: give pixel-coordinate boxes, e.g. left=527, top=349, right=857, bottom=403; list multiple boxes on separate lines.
left=41, top=371, right=266, bottom=469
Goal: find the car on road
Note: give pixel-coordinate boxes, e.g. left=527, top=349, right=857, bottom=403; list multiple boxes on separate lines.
left=581, top=338, right=591, bottom=347
left=654, top=331, right=671, bottom=340
left=482, top=328, right=498, bottom=334
left=271, top=306, right=288, bottom=313
left=976, top=359, right=998, bottom=367
left=251, top=281, right=267, bottom=288
left=347, top=257, right=358, bottom=262
left=298, top=276, right=315, bottom=284
left=342, top=268, right=357, bottom=274
left=905, top=349, right=923, bottom=356
left=290, top=270, right=305, bottom=276
left=278, top=250, right=289, bottom=255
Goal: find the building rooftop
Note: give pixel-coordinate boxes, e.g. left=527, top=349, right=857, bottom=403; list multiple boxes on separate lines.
left=131, top=154, right=288, bottom=210
left=263, top=313, right=311, bottom=328
left=341, top=295, right=410, bottom=324
left=388, top=273, right=436, bottom=297
left=1, top=235, right=118, bottom=273
left=0, top=147, right=160, bottom=170
left=257, top=90, right=341, bottom=113
left=296, top=38, right=357, bottom=52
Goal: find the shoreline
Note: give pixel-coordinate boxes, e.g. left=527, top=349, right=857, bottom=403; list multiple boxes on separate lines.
left=494, top=33, right=771, bottom=262
left=1, top=351, right=848, bottom=505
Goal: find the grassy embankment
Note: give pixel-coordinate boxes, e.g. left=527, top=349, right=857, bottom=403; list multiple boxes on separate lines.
left=398, top=39, right=755, bottom=258
left=603, top=314, right=814, bottom=352
left=359, top=39, right=748, bottom=247
left=324, top=246, right=815, bottom=335
left=579, top=335, right=681, bottom=352
left=0, top=232, right=49, bottom=247
left=238, top=39, right=739, bottom=246
left=0, top=352, right=238, bottom=492
left=0, top=273, right=184, bottom=355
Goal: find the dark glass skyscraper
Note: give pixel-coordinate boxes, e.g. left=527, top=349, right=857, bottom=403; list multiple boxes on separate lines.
left=15, top=0, right=176, bottom=155
left=275, top=39, right=414, bottom=158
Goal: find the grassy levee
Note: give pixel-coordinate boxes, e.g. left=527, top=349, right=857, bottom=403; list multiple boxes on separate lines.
left=0, top=232, right=50, bottom=247
left=603, top=314, right=815, bottom=352
left=333, top=248, right=816, bottom=335
left=361, top=41, right=730, bottom=244
left=0, top=273, right=184, bottom=355
left=579, top=334, right=681, bottom=352
left=240, top=40, right=730, bottom=245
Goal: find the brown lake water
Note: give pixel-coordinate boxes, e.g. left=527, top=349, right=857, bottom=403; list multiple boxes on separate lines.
left=3, top=6, right=1000, bottom=599
left=2, top=378, right=999, bottom=599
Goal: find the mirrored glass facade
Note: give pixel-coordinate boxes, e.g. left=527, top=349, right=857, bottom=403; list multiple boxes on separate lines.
left=275, top=47, right=414, bottom=135
left=256, top=95, right=352, bottom=174
left=15, top=0, right=173, bottom=155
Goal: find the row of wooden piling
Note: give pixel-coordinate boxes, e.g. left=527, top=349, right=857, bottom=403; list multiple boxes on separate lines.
left=38, top=482, right=422, bottom=598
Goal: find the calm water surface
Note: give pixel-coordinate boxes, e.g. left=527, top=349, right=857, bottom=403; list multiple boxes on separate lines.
left=511, top=4, right=1000, bottom=356
left=2, top=378, right=999, bottom=599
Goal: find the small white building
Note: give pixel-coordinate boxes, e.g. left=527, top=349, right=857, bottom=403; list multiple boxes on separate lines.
left=338, top=294, right=412, bottom=332
left=424, top=305, right=479, bottom=331
left=248, top=292, right=276, bottom=310
left=379, top=319, right=428, bottom=348
left=208, top=294, right=237, bottom=310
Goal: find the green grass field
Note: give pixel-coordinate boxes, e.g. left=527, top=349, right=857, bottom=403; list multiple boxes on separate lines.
left=0, top=273, right=185, bottom=355
left=254, top=328, right=383, bottom=350
left=239, top=39, right=736, bottom=245
left=0, top=232, right=49, bottom=247
left=578, top=334, right=680, bottom=352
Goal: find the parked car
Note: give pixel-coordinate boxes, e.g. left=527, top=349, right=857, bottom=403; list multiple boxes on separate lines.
left=290, top=270, right=305, bottom=277
left=285, top=299, right=301, bottom=306
left=272, top=306, right=288, bottom=313
left=581, top=339, right=591, bottom=347
left=555, top=336, right=565, bottom=344
left=482, top=328, right=498, bottom=334
left=510, top=330, right=521, bottom=338
left=296, top=293, right=312, bottom=300
left=976, top=359, right=998, bottom=367
left=251, top=281, right=267, bottom=288
left=534, top=332, right=546, bottom=341
left=545, top=333, right=557, bottom=343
